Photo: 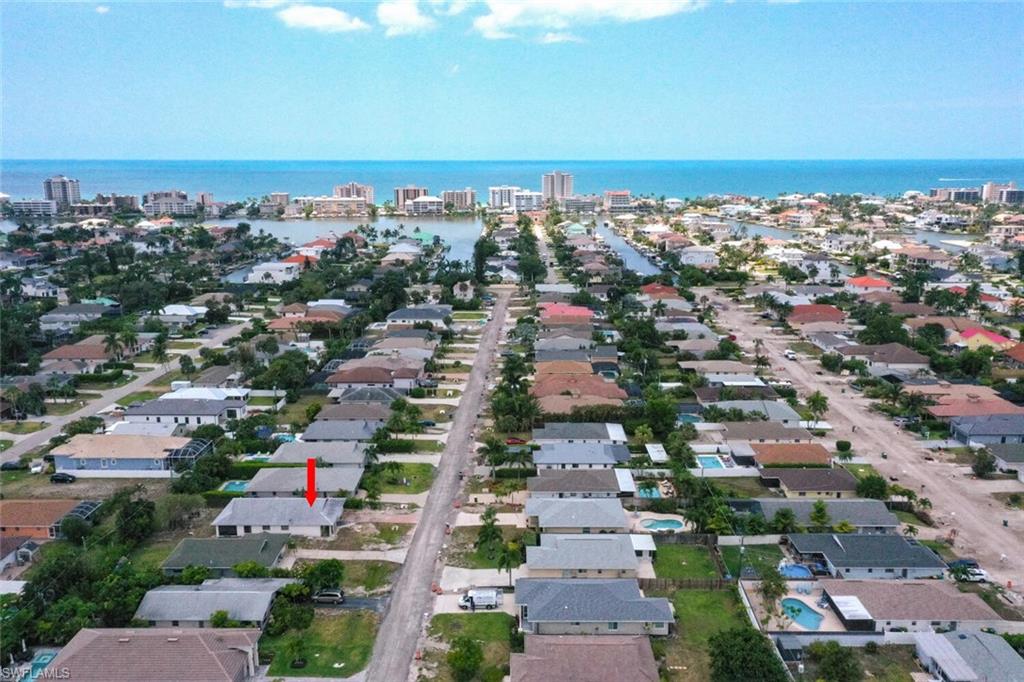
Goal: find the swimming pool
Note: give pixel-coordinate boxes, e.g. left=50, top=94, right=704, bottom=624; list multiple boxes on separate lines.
left=242, top=454, right=271, bottom=462
left=221, top=480, right=248, bottom=493
left=781, top=598, right=824, bottom=630
left=636, top=487, right=661, bottom=499
left=642, top=519, right=684, bottom=531
left=677, top=414, right=701, bottom=424
left=779, top=563, right=814, bottom=579
left=30, top=652, right=56, bottom=679
left=274, top=433, right=296, bottom=442
left=697, top=455, right=725, bottom=469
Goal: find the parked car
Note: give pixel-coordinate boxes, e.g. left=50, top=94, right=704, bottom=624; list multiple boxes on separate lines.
left=50, top=472, right=77, bottom=484
left=419, top=420, right=436, bottom=427
left=0, top=461, right=28, bottom=471
left=948, top=558, right=980, bottom=570
left=311, top=589, right=345, bottom=604
left=784, top=350, right=797, bottom=360
left=959, top=568, right=989, bottom=583
left=458, top=588, right=500, bottom=610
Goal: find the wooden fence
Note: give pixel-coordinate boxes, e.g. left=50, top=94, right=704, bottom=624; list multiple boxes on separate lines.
left=638, top=577, right=733, bottom=591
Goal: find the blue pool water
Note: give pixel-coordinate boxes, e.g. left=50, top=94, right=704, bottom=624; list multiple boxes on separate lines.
left=221, top=480, right=248, bottom=493
left=782, top=598, right=824, bottom=630
left=636, top=487, right=661, bottom=499
left=243, top=454, right=271, bottom=462
left=697, top=455, right=725, bottom=469
left=642, top=519, right=684, bottom=530
left=779, top=564, right=814, bottom=579
left=31, top=652, right=56, bottom=679
left=274, top=433, right=296, bottom=442
left=676, top=414, right=701, bottom=424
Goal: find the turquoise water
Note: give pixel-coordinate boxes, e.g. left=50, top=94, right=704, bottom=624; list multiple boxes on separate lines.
left=642, top=519, right=684, bottom=530
left=779, top=564, right=814, bottom=579
left=221, top=480, right=248, bottom=493
left=274, top=433, right=296, bottom=442
left=782, top=598, right=824, bottom=630
left=32, top=652, right=55, bottom=678
left=677, top=414, right=701, bottom=424
left=697, top=455, right=725, bottom=469
left=636, top=487, right=661, bottom=499
left=3, top=159, right=1021, bottom=200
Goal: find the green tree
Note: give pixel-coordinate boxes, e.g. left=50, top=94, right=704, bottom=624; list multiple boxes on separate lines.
left=115, top=498, right=156, bottom=546
left=769, top=508, right=799, bottom=533
left=474, top=506, right=503, bottom=558
left=834, top=519, right=856, bottom=533
left=807, top=640, right=863, bottom=682
left=179, top=354, right=195, bottom=376
left=497, top=541, right=521, bottom=588
left=210, top=609, right=241, bottom=627
left=179, top=565, right=211, bottom=585
left=708, top=628, right=787, bottom=682
left=447, top=636, right=484, bottom=682
left=758, top=565, right=788, bottom=626
left=806, top=390, right=829, bottom=427
left=856, top=474, right=888, bottom=500
left=972, top=450, right=997, bottom=479
left=299, top=559, right=344, bottom=593
left=809, top=500, right=831, bottom=530
left=60, top=515, right=92, bottom=545
left=233, top=560, right=271, bottom=578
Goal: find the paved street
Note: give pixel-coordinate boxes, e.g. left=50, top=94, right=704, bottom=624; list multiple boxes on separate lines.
left=365, top=289, right=511, bottom=682
left=1, top=320, right=251, bottom=463
left=708, top=290, right=1024, bottom=589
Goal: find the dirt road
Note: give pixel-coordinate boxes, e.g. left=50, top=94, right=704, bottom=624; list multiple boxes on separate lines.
left=1, top=320, right=251, bottom=463
left=709, top=290, right=1024, bottom=589
left=365, top=289, right=511, bottom=682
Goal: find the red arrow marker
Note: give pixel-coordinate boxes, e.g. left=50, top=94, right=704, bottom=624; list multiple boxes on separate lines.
left=305, top=458, right=317, bottom=506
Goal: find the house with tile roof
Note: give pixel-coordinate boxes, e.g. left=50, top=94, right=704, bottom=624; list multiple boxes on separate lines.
left=511, top=634, right=659, bottom=682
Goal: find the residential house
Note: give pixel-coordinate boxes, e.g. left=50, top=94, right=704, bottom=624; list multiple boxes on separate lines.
left=161, top=534, right=289, bottom=578
left=532, top=443, right=631, bottom=470
left=844, top=276, right=892, bottom=295
left=787, top=304, right=845, bottom=326
left=788, top=534, right=945, bottom=579
left=244, top=466, right=362, bottom=498
left=759, top=467, right=858, bottom=498
left=268, top=440, right=367, bottom=467
left=837, top=343, right=930, bottom=377
left=722, top=422, right=815, bottom=443
left=915, top=632, right=1024, bottom=682
left=51, top=434, right=213, bottom=478
left=0, top=499, right=100, bottom=539
left=157, top=304, right=208, bottom=330
left=706, top=400, right=803, bottom=425
left=212, top=498, right=344, bottom=538
left=532, top=422, right=628, bottom=445
left=748, top=499, right=899, bottom=534
left=386, top=304, right=451, bottom=329
left=958, top=327, right=1016, bottom=352
left=41, top=340, right=112, bottom=372
left=510, top=634, right=660, bottom=682
left=315, top=403, right=392, bottom=423
left=515, top=579, right=673, bottom=636
left=38, top=303, right=116, bottom=334
left=300, top=420, right=383, bottom=442
left=526, top=534, right=639, bottom=578
left=750, top=443, right=833, bottom=468
left=527, top=469, right=636, bottom=499
left=524, top=498, right=629, bottom=534
left=246, top=261, right=300, bottom=284
left=985, top=444, right=1024, bottom=482
left=48, top=628, right=261, bottom=682
left=124, top=398, right=245, bottom=428
left=952, top=414, right=1024, bottom=445
left=134, top=578, right=295, bottom=628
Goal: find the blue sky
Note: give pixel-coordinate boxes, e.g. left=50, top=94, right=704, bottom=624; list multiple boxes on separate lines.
left=2, top=1, right=1022, bottom=160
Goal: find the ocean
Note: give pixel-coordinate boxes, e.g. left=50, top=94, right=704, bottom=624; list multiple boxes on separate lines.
left=2, top=159, right=1022, bottom=202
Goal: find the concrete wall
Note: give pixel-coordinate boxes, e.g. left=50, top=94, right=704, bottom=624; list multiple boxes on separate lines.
left=532, top=621, right=670, bottom=636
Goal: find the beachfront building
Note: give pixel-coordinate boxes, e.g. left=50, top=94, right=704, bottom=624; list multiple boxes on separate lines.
left=43, top=175, right=81, bottom=210
left=489, top=185, right=520, bottom=209
left=289, top=195, right=368, bottom=216
left=603, top=190, right=632, bottom=214
left=542, top=171, right=574, bottom=201
left=405, top=195, right=444, bottom=215
left=333, top=181, right=374, bottom=205
left=441, top=188, right=476, bottom=211
left=394, top=185, right=427, bottom=209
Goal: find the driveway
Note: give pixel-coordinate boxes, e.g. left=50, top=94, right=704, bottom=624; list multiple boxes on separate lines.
left=1, top=320, right=251, bottom=463
left=365, top=289, right=512, bottom=682
left=316, top=597, right=388, bottom=614
left=709, top=290, right=1024, bottom=589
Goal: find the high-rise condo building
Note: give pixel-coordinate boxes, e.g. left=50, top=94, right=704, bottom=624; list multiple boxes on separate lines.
left=488, top=185, right=520, bottom=209
left=43, top=175, right=81, bottom=210
left=542, top=171, right=573, bottom=201
left=441, top=188, right=477, bottom=211
left=334, top=182, right=375, bottom=205
left=603, top=190, right=632, bottom=214
left=394, top=186, right=428, bottom=209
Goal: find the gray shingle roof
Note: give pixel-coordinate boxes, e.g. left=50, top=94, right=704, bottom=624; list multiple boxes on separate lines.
left=334, top=387, right=404, bottom=403
left=986, top=443, right=1024, bottom=463
left=515, top=579, right=673, bottom=623
left=953, top=414, right=1024, bottom=437
left=533, top=443, right=630, bottom=466
left=525, top=498, right=628, bottom=530
left=161, top=534, right=288, bottom=572
left=708, top=400, right=802, bottom=422
left=527, top=469, right=622, bottom=494
left=301, top=420, right=384, bottom=441
left=246, top=466, right=363, bottom=496
left=946, top=632, right=1024, bottom=682
left=134, top=578, right=294, bottom=623
left=124, top=398, right=241, bottom=416
left=527, top=534, right=637, bottom=570
left=212, top=498, right=344, bottom=527
left=532, top=422, right=625, bottom=441
left=788, top=533, right=946, bottom=569
left=753, top=499, right=898, bottom=529
left=269, top=440, right=367, bottom=466
left=761, top=467, right=858, bottom=492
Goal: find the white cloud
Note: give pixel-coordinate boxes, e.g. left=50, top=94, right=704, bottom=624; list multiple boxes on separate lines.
left=473, top=0, right=707, bottom=40
left=223, top=0, right=288, bottom=8
left=95, top=5, right=110, bottom=14
left=377, top=0, right=437, bottom=37
left=276, top=4, right=370, bottom=33
left=540, top=31, right=583, bottom=44
left=428, top=0, right=470, bottom=15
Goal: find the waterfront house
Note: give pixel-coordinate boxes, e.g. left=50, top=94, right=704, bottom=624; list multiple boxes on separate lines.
left=212, top=498, right=344, bottom=538
left=161, top=534, right=289, bottom=578
left=515, top=579, right=673, bottom=636
left=246, top=261, right=299, bottom=284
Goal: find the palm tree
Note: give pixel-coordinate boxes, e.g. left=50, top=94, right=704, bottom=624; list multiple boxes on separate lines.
left=882, top=381, right=905, bottom=407
left=119, top=326, right=139, bottom=357
left=151, top=336, right=169, bottom=370
left=478, top=434, right=507, bottom=477
left=900, top=392, right=930, bottom=420
left=651, top=300, right=667, bottom=318
left=903, top=524, right=919, bottom=538
left=102, top=332, right=123, bottom=361
left=497, top=541, right=521, bottom=588
left=806, top=390, right=829, bottom=428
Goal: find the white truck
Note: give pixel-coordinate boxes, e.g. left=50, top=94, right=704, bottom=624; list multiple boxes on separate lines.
left=457, top=588, right=501, bottom=610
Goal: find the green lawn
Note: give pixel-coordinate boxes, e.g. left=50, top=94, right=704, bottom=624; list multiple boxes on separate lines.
left=844, top=463, right=880, bottom=481
left=298, top=523, right=413, bottom=551
left=720, top=543, right=785, bottom=579
left=168, top=340, right=202, bottom=349
left=248, top=395, right=280, bottom=406
left=342, top=560, right=398, bottom=593
left=117, top=390, right=166, bottom=406
left=794, top=645, right=919, bottom=682
left=0, top=421, right=47, bottom=435
left=653, top=544, right=719, bottom=579
left=148, top=369, right=186, bottom=386
left=0, top=439, right=13, bottom=452
left=451, top=311, right=487, bottom=320
left=129, top=540, right=179, bottom=570
left=44, top=399, right=93, bottom=415
left=274, top=395, right=324, bottom=426
left=262, top=611, right=378, bottom=677
left=654, top=589, right=750, bottom=682
left=428, top=613, right=515, bottom=682
left=378, top=462, right=435, bottom=494
left=920, top=539, right=957, bottom=561
left=711, top=477, right=769, bottom=498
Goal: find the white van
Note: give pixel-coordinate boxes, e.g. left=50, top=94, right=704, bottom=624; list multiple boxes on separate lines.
left=458, top=588, right=501, bottom=610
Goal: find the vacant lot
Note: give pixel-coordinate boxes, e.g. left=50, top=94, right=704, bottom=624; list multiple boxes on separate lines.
left=343, top=560, right=399, bottom=593
left=653, top=544, right=719, bottom=579
left=297, top=523, right=413, bottom=551
left=262, top=610, right=378, bottom=677
left=711, top=477, right=770, bottom=498
left=427, top=613, right=515, bottom=682
left=719, top=543, right=785, bottom=579
left=446, top=526, right=530, bottom=570
left=378, top=462, right=435, bottom=494
left=652, top=588, right=749, bottom=682
left=793, top=644, right=919, bottom=682
left=0, top=421, right=47, bottom=435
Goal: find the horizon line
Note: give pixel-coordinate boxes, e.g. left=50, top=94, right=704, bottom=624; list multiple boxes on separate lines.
left=5, top=157, right=1024, bottom=163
